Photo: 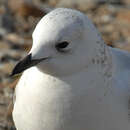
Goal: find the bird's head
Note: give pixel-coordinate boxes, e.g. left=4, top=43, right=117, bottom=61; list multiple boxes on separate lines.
left=11, top=8, right=100, bottom=77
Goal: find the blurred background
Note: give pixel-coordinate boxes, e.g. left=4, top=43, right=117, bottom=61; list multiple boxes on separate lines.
left=0, top=0, right=130, bottom=129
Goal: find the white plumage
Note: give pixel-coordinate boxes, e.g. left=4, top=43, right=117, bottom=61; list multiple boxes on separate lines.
left=12, top=8, right=130, bottom=130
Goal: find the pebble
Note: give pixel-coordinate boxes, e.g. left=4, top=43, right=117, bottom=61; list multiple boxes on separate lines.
left=0, top=14, right=15, bottom=35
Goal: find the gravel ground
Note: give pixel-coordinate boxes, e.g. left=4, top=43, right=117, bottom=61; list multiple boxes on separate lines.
left=1, top=0, right=130, bottom=129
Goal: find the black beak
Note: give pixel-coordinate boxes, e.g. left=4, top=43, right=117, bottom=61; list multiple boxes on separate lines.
left=10, top=53, right=48, bottom=76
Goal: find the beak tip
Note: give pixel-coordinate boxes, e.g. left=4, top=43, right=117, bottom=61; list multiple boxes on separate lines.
left=10, top=53, right=47, bottom=78
left=9, top=53, right=32, bottom=77
left=10, top=69, right=17, bottom=77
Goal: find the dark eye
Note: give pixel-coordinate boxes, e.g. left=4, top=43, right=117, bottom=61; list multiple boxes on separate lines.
left=55, top=41, right=69, bottom=52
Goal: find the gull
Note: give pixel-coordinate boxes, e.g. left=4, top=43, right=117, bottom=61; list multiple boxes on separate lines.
left=11, top=8, right=130, bottom=130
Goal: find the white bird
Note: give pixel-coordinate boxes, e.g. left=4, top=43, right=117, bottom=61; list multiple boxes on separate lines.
left=12, top=8, right=130, bottom=130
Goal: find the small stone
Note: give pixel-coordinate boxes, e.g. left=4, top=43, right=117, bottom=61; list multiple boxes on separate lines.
left=122, top=0, right=130, bottom=5
left=57, top=0, right=97, bottom=11
left=114, top=41, right=130, bottom=52
left=5, top=33, right=24, bottom=44
left=116, top=9, right=130, bottom=24
left=0, top=14, right=15, bottom=33
left=0, top=6, right=6, bottom=14
left=48, top=0, right=60, bottom=6
left=4, top=33, right=32, bottom=51
left=8, top=0, right=45, bottom=18
left=0, top=41, right=10, bottom=50
left=0, top=62, right=15, bottom=77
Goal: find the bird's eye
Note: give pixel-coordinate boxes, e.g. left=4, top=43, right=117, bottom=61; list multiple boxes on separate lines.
left=55, top=41, right=69, bottom=52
